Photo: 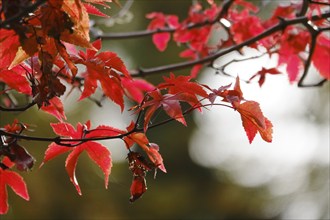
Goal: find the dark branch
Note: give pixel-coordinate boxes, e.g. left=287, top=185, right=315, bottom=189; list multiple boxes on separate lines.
left=0, top=0, right=47, bottom=28
left=129, top=12, right=330, bottom=77
left=309, top=0, right=330, bottom=6
left=297, top=0, right=309, bottom=16
left=0, top=102, right=36, bottom=112
left=0, top=100, right=233, bottom=146
left=95, top=0, right=234, bottom=40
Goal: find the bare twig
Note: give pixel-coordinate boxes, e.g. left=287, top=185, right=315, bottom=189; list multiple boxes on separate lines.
left=0, top=102, right=36, bottom=112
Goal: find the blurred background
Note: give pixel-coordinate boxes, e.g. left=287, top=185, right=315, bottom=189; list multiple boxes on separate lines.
left=1, top=1, right=329, bottom=219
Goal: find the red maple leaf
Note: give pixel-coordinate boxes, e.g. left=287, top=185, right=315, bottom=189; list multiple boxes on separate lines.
left=0, top=29, right=20, bottom=68
left=2, top=120, right=35, bottom=172
left=41, top=97, right=67, bottom=121
left=140, top=90, right=187, bottom=131
left=127, top=151, right=153, bottom=202
left=235, top=101, right=273, bottom=143
left=207, top=77, right=244, bottom=106
left=158, top=73, right=208, bottom=107
left=229, top=9, right=265, bottom=48
left=83, top=3, right=109, bottom=17
left=312, top=34, right=330, bottom=79
left=146, top=12, right=179, bottom=51
left=0, top=66, right=32, bottom=95
left=278, top=28, right=310, bottom=82
left=121, top=77, right=155, bottom=103
left=40, top=121, right=122, bottom=195
left=124, top=124, right=166, bottom=174
left=0, top=157, right=30, bottom=215
left=73, top=39, right=130, bottom=110
left=249, top=67, right=282, bottom=87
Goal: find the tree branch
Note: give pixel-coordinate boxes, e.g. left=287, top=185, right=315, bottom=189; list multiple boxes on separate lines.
left=94, top=0, right=234, bottom=40
left=297, top=0, right=309, bottom=16
left=0, top=100, right=233, bottom=146
left=128, top=12, right=330, bottom=77
left=0, top=0, right=47, bottom=28
left=0, top=102, right=36, bottom=112
left=298, top=21, right=328, bottom=87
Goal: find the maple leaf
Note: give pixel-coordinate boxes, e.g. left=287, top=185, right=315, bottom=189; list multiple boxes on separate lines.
left=83, top=3, right=109, bottom=17
left=0, top=66, right=32, bottom=95
left=127, top=151, right=153, bottom=202
left=229, top=9, right=264, bottom=48
left=121, top=77, right=155, bottom=103
left=41, top=121, right=119, bottom=195
left=249, top=67, right=282, bottom=87
left=278, top=28, right=310, bottom=82
left=41, top=97, right=67, bottom=121
left=158, top=73, right=208, bottom=99
left=146, top=12, right=179, bottom=51
left=124, top=123, right=166, bottom=173
left=7, top=143, right=35, bottom=172
left=1, top=120, right=35, bottom=172
left=152, top=33, right=171, bottom=52
left=207, top=77, right=244, bottom=106
left=73, top=39, right=130, bottom=110
left=141, top=90, right=187, bottom=131
left=312, top=34, right=330, bottom=79
left=0, top=157, right=30, bottom=215
left=157, top=73, right=207, bottom=111
left=0, top=29, right=20, bottom=68
left=235, top=101, right=273, bottom=143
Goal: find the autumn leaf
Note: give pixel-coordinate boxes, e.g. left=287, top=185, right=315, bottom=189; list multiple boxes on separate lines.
left=146, top=12, right=179, bottom=51
left=41, top=97, right=67, bottom=121
left=121, top=77, right=155, bottom=103
left=312, top=34, right=330, bottom=79
left=207, top=77, right=244, bottom=106
left=249, top=67, right=282, bottom=87
left=278, top=28, right=310, bottom=82
left=41, top=121, right=116, bottom=195
left=141, top=90, right=187, bottom=131
left=127, top=152, right=153, bottom=202
left=83, top=3, right=109, bottom=17
left=235, top=101, right=273, bottom=143
left=124, top=124, right=166, bottom=173
left=158, top=73, right=208, bottom=100
left=229, top=9, right=264, bottom=48
left=8, top=143, right=35, bottom=172
left=0, top=66, right=32, bottom=95
left=0, top=157, right=30, bottom=215
left=2, top=121, right=35, bottom=172
left=73, top=39, right=130, bottom=110
left=0, top=29, right=20, bottom=68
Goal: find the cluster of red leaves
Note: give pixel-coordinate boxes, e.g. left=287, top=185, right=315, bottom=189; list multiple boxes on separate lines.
left=205, top=77, right=273, bottom=143
left=0, top=0, right=329, bottom=215
left=0, top=120, right=34, bottom=214
left=0, top=157, right=29, bottom=214
left=146, top=0, right=330, bottom=82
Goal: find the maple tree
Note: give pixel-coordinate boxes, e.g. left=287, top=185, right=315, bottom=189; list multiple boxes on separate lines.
left=0, top=0, right=329, bottom=215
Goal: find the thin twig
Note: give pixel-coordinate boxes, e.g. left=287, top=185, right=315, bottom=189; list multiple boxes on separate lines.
left=128, top=12, right=330, bottom=77
left=0, top=100, right=232, bottom=145
left=309, top=0, right=330, bottom=6
left=96, top=0, right=234, bottom=40
left=0, top=0, right=47, bottom=28
left=0, top=102, right=36, bottom=112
